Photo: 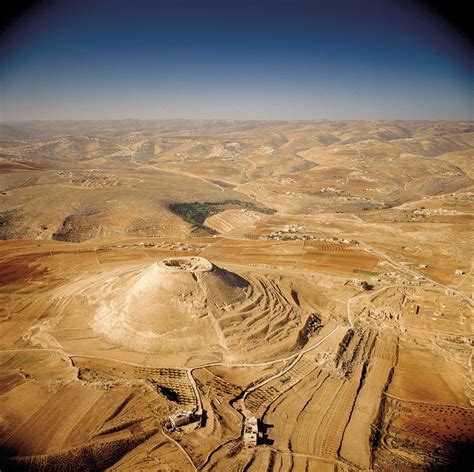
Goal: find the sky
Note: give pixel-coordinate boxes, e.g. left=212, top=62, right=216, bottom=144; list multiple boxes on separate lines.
left=0, top=0, right=472, bottom=121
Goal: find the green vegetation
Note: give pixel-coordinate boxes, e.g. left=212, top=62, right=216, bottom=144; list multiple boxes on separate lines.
left=353, top=269, right=378, bottom=277
left=168, top=199, right=276, bottom=234
left=361, top=281, right=374, bottom=291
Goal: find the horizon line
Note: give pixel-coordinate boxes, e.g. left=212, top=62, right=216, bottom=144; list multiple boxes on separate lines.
left=2, top=118, right=473, bottom=124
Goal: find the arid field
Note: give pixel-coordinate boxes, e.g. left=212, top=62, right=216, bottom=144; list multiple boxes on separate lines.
left=0, top=120, right=473, bottom=471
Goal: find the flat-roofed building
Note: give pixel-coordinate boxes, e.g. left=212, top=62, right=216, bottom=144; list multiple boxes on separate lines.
left=243, top=416, right=258, bottom=447
left=169, top=409, right=202, bottom=430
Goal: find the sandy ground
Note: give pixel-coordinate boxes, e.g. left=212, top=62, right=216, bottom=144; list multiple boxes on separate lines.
left=0, top=120, right=473, bottom=471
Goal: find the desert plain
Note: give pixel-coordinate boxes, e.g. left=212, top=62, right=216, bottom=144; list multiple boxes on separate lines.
left=0, top=120, right=472, bottom=471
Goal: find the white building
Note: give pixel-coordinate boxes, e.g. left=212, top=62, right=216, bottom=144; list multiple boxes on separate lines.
left=243, top=416, right=258, bottom=447
left=169, top=409, right=201, bottom=430
left=455, top=269, right=465, bottom=276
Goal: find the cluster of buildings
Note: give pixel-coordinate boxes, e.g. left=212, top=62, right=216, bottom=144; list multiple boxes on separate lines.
left=168, top=410, right=262, bottom=448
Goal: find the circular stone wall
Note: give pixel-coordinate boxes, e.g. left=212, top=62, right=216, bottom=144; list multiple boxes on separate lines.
left=158, top=256, right=213, bottom=272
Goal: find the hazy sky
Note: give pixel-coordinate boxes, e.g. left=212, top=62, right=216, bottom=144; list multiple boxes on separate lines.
left=0, top=0, right=472, bottom=120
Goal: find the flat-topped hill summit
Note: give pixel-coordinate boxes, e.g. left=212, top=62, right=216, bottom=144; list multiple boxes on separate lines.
left=159, top=256, right=214, bottom=272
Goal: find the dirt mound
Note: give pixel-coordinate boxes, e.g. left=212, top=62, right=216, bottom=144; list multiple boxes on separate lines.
left=93, top=257, right=249, bottom=355
left=91, top=256, right=303, bottom=362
